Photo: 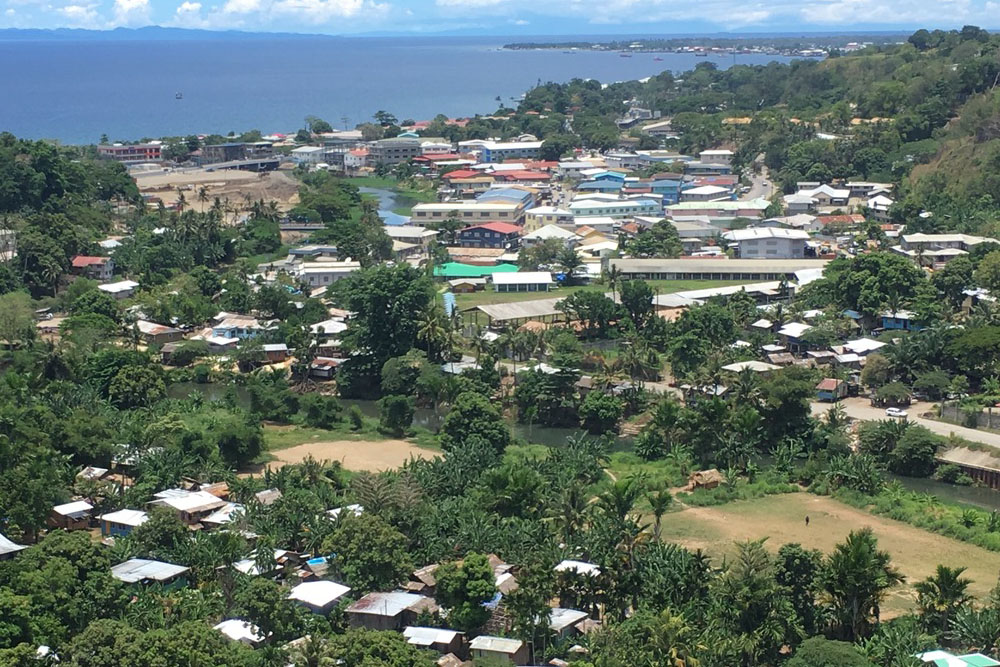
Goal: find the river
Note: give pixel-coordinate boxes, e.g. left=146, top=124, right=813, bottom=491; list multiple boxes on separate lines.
left=358, top=187, right=412, bottom=226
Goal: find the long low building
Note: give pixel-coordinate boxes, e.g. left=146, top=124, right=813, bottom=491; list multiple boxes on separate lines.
left=609, top=258, right=829, bottom=281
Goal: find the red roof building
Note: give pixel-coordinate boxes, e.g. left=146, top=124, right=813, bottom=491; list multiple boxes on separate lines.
left=442, top=169, right=481, bottom=180
left=71, top=255, right=110, bottom=268
left=495, top=170, right=551, bottom=182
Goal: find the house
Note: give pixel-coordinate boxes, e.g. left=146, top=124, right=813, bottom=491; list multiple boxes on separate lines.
left=288, top=580, right=352, bottom=614
left=112, top=558, right=190, bottom=587
left=610, top=257, right=827, bottom=282
left=699, top=149, right=734, bottom=165
left=214, top=620, right=265, bottom=647
left=263, top=343, right=289, bottom=362
left=383, top=226, right=438, bottom=250
left=796, top=184, right=850, bottom=207
left=816, top=378, right=848, bottom=402
left=403, top=627, right=464, bottom=655
left=344, top=148, right=368, bottom=171
left=468, top=636, right=529, bottom=665
left=346, top=592, right=438, bottom=631
left=458, top=222, right=521, bottom=250
left=290, top=145, right=329, bottom=166
left=681, top=185, right=733, bottom=202
left=98, top=279, right=139, bottom=299
left=292, top=261, right=361, bottom=287
left=201, top=503, right=245, bottom=529
left=136, top=320, right=184, bottom=345
left=683, top=161, right=733, bottom=175
left=783, top=193, right=817, bottom=213
left=310, top=357, right=342, bottom=379
left=549, top=608, right=589, bottom=639
left=492, top=271, right=553, bottom=293
left=49, top=500, right=94, bottom=530
left=777, top=322, right=813, bottom=352
left=523, top=206, right=574, bottom=231
left=842, top=337, right=887, bottom=356
left=521, top=224, right=579, bottom=248
left=100, top=509, right=149, bottom=537
left=867, top=195, right=894, bottom=222
left=70, top=255, right=114, bottom=281
left=689, top=468, right=724, bottom=489
left=210, top=312, right=276, bottom=340
left=0, top=533, right=27, bottom=560
left=722, top=228, right=809, bottom=259
left=880, top=310, right=922, bottom=332
left=720, top=360, right=780, bottom=374
left=149, top=488, right=228, bottom=525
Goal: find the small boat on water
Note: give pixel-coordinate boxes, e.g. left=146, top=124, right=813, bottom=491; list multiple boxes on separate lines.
left=654, top=56, right=663, bottom=61
left=695, top=52, right=708, bottom=57
left=619, top=52, right=632, bottom=58
left=175, top=92, right=183, bottom=99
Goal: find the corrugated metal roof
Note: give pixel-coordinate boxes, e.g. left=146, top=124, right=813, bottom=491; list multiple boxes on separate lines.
left=111, top=558, right=189, bottom=583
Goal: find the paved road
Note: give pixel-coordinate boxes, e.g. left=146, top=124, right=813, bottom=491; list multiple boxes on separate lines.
left=742, top=162, right=773, bottom=201
left=812, top=397, right=1000, bottom=451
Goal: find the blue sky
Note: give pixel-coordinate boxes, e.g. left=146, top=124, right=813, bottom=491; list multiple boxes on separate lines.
left=1, top=0, right=998, bottom=35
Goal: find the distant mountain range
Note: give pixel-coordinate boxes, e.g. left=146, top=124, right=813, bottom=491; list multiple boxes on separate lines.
left=0, top=26, right=337, bottom=41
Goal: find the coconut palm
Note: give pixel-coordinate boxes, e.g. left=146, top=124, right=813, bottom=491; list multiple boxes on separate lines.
left=597, top=477, right=645, bottom=524
left=417, top=305, right=449, bottom=362
left=605, top=264, right=623, bottom=302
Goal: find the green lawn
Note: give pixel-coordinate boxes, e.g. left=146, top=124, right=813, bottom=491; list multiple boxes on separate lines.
left=453, top=279, right=748, bottom=311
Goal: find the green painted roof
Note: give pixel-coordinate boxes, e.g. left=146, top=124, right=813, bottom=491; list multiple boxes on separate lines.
left=962, top=655, right=1000, bottom=667
left=434, top=262, right=519, bottom=278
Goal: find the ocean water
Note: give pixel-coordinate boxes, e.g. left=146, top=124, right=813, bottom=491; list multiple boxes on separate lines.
left=0, top=36, right=799, bottom=144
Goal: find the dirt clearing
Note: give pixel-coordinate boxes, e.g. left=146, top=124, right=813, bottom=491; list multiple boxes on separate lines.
left=662, top=493, right=1000, bottom=613
left=267, top=439, right=438, bottom=472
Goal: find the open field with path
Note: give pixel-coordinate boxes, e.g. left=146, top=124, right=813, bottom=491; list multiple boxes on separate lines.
left=662, top=493, right=1000, bottom=613
left=267, top=439, right=438, bottom=472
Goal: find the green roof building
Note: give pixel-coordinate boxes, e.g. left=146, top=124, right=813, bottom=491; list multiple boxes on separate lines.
left=434, top=262, right=519, bottom=279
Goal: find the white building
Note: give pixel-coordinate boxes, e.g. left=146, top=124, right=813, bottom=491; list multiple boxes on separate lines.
left=492, top=271, right=553, bottom=293
left=411, top=201, right=525, bottom=224
left=293, top=261, right=362, bottom=287
left=521, top=224, right=580, bottom=247
left=290, top=145, right=328, bottom=166
left=569, top=198, right=660, bottom=219
left=722, top=228, right=809, bottom=259
left=698, top=149, right=734, bottom=165
left=524, top=206, right=574, bottom=231
left=681, top=184, right=732, bottom=202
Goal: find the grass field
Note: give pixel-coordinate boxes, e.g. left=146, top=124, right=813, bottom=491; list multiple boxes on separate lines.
left=453, top=279, right=748, bottom=310
left=661, top=492, right=1000, bottom=614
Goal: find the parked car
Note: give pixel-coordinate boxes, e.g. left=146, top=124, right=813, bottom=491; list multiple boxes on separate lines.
left=885, top=407, right=908, bottom=418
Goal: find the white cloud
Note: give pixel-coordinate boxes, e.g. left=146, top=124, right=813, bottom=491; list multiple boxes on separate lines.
left=111, top=0, right=150, bottom=25
left=512, top=17, right=528, bottom=23
left=270, top=0, right=386, bottom=21
left=222, top=0, right=262, bottom=14
left=171, top=0, right=209, bottom=25
left=5, top=7, right=15, bottom=13
left=435, top=0, right=505, bottom=6
left=55, top=2, right=100, bottom=26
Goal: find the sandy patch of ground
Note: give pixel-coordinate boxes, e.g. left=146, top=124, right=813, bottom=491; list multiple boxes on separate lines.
left=134, top=167, right=300, bottom=213
left=267, top=439, right=438, bottom=472
left=662, top=493, right=1000, bottom=613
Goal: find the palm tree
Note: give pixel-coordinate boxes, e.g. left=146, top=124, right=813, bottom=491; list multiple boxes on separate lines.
left=822, top=527, right=905, bottom=641
left=176, top=189, right=187, bottom=212
left=646, top=488, right=673, bottom=540
left=287, top=635, right=337, bottom=667
left=417, top=306, right=448, bottom=362
left=915, top=565, right=973, bottom=633
left=730, top=367, right=762, bottom=406
left=605, top=264, right=622, bottom=302
left=597, top=477, right=645, bottom=524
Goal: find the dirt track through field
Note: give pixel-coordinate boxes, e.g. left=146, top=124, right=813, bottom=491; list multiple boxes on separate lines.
left=663, top=493, right=1000, bottom=612
left=267, top=439, right=438, bottom=472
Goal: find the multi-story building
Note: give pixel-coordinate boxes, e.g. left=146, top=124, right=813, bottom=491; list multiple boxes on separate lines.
left=458, top=222, right=521, bottom=250
left=411, top=201, right=527, bottom=225
left=478, top=140, right=543, bottom=163
left=97, top=143, right=162, bottom=163
left=523, top=206, right=573, bottom=232
left=368, top=137, right=421, bottom=165
left=568, top=197, right=661, bottom=219
left=201, top=142, right=274, bottom=164
left=721, top=228, right=809, bottom=259
left=70, top=255, right=115, bottom=281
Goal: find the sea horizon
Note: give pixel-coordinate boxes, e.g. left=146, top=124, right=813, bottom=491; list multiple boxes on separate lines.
left=0, top=35, right=801, bottom=144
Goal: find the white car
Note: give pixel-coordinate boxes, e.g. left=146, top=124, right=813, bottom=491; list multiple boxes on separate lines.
left=885, top=407, right=908, bottom=418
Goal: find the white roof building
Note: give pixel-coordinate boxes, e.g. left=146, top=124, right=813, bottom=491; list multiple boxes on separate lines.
left=327, top=503, right=364, bottom=519
left=721, top=361, right=781, bottom=373
left=98, top=280, right=140, bottom=296
left=492, top=272, right=554, bottom=287
left=777, top=322, right=813, bottom=338
left=403, top=626, right=461, bottom=648
left=555, top=559, right=601, bottom=577
left=111, top=558, right=190, bottom=584
left=723, top=228, right=810, bottom=242
left=0, top=533, right=27, bottom=558
left=53, top=500, right=94, bottom=518
left=549, top=608, right=589, bottom=633
left=844, top=338, right=887, bottom=355
left=100, top=509, right=149, bottom=528
left=214, top=619, right=265, bottom=645
left=288, top=580, right=352, bottom=611
left=469, top=635, right=524, bottom=654
left=522, top=225, right=580, bottom=242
